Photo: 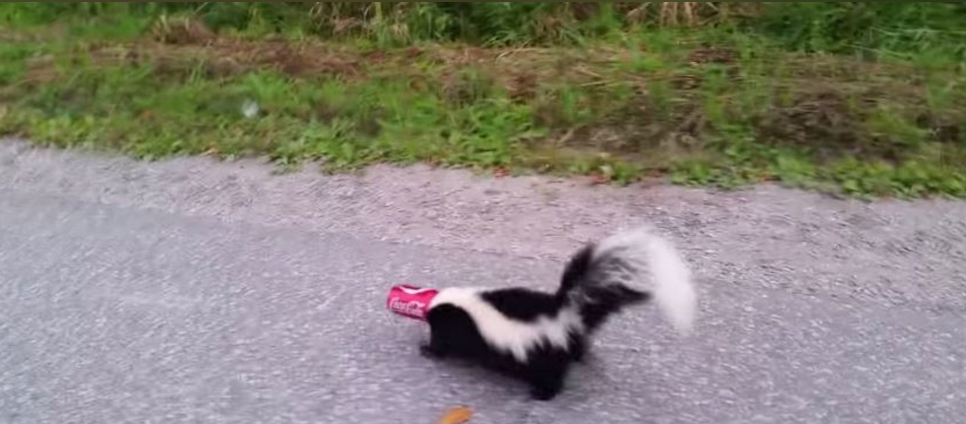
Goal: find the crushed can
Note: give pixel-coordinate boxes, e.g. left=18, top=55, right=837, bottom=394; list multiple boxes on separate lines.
left=386, top=284, right=439, bottom=322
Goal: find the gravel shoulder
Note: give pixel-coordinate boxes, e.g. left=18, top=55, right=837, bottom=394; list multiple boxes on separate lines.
left=3, top=139, right=964, bottom=312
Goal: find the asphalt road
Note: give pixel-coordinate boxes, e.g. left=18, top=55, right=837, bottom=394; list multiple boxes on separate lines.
left=1, top=140, right=964, bottom=424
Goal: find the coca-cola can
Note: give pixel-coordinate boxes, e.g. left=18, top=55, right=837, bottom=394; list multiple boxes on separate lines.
left=386, top=284, right=439, bottom=321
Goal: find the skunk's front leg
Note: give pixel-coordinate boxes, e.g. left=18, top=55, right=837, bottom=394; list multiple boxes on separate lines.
left=419, top=341, right=447, bottom=359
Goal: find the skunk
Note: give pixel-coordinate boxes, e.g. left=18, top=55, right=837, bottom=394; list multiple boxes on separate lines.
left=420, top=225, right=697, bottom=401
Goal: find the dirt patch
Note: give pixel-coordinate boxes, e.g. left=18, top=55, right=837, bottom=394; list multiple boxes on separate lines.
left=137, top=40, right=362, bottom=80
left=151, top=17, right=216, bottom=46
left=686, top=45, right=738, bottom=65
left=752, top=77, right=965, bottom=162
left=16, top=30, right=366, bottom=86
left=756, top=89, right=873, bottom=157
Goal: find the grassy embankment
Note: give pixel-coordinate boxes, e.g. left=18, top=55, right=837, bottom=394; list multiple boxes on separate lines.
left=1, top=2, right=965, bottom=199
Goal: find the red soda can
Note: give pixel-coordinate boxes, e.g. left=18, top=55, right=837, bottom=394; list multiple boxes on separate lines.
left=387, top=284, right=439, bottom=321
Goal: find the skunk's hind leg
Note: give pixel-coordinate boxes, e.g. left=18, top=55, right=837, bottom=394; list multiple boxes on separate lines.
left=524, top=351, right=572, bottom=401
left=569, top=336, right=587, bottom=363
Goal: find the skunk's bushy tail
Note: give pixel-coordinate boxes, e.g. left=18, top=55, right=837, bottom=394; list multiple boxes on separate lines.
left=556, top=226, right=697, bottom=335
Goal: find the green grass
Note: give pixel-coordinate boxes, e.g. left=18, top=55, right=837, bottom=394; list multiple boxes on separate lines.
left=1, top=2, right=966, bottom=199
left=0, top=39, right=545, bottom=172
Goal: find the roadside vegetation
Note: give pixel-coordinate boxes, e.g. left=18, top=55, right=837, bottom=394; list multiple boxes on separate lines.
left=2, top=2, right=965, bottom=199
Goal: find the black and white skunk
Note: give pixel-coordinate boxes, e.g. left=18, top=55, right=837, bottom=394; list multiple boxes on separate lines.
left=420, top=225, right=697, bottom=401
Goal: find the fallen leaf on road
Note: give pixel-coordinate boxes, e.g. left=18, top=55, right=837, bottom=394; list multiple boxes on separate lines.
left=437, top=406, right=473, bottom=424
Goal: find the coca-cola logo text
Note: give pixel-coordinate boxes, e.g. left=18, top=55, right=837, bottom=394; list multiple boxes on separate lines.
left=389, top=298, right=427, bottom=317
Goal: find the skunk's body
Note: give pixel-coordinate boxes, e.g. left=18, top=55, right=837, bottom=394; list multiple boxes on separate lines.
left=420, top=226, right=697, bottom=401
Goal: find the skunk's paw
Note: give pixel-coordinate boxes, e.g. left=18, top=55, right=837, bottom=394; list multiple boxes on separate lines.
left=529, top=386, right=561, bottom=401
left=419, top=343, right=446, bottom=359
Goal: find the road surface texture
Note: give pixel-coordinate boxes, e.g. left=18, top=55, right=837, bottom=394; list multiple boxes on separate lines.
left=1, top=139, right=964, bottom=424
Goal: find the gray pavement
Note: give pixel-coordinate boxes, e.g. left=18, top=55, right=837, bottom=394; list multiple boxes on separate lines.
left=1, top=140, right=964, bottom=424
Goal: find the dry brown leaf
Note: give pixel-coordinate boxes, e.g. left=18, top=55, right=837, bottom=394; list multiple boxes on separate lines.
left=437, top=406, right=473, bottom=424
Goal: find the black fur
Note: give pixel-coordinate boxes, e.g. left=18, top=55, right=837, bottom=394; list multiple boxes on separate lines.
left=421, top=303, right=576, bottom=400
left=557, top=244, right=651, bottom=332
left=421, top=242, right=651, bottom=401
left=479, top=288, right=562, bottom=322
